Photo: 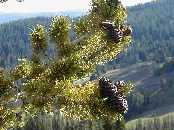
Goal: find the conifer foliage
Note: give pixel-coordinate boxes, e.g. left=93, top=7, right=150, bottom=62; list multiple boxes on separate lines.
left=0, top=0, right=133, bottom=129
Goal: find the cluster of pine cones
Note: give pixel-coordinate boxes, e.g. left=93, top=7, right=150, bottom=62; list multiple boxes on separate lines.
left=99, top=77, right=128, bottom=114
left=101, top=21, right=132, bottom=42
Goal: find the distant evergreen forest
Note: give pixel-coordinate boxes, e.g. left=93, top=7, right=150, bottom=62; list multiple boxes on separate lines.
left=102, top=0, right=174, bottom=71
left=101, top=0, right=174, bottom=121
left=0, top=17, right=51, bottom=68
left=0, top=16, right=78, bottom=68
left=123, top=0, right=174, bottom=64
left=0, top=0, right=174, bottom=69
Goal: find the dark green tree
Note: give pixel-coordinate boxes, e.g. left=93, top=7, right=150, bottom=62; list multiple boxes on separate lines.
left=0, top=0, right=133, bottom=130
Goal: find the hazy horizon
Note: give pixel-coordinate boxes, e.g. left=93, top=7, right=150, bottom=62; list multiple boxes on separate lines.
left=0, top=0, right=154, bottom=13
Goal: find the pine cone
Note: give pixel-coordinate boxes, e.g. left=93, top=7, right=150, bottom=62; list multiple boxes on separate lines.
left=110, top=96, right=128, bottom=113
left=99, top=77, right=128, bottom=114
left=99, top=77, right=117, bottom=98
left=114, top=80, right=126, bottom=97
left=101, top=21, right=123, bottom=42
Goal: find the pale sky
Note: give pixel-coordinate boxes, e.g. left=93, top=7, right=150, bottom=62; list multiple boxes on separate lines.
left=0, top=0, right=153, bottom=13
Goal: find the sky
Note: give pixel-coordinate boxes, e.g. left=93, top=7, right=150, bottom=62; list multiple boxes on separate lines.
left=0, top=0, right=154, bottom=13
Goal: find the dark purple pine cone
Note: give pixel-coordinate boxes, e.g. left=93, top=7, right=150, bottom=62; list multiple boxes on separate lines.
left=111, top=29, right=123, bottom=42
left=99, top=77, right=117, bottom=98
left=99, top=77, right=128, bottom=114
left=106, top=0, right=122, bottom=7
left=122, top=25, right=132, bottom=36
left=101, top=21, right=114, bottom=30
left=110, top=96, right=128, bottom=113
left=114, top=80, right=126, bottom=97
left=114, top=29, right=123, bottom=38
left=101, top=21, right=123, bottom=42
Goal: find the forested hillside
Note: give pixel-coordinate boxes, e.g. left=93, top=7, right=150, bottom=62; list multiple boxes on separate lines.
left=0, top=17, right=52, bottom=68
left=0, top=0, right=174, bottom=69
left=104, top=60, right=174, bottom=120
left=0, top=16, right=78, bottom=68
left=105, top=0, right=174, bottom=69
left=101, top=0, right=174, bottom=121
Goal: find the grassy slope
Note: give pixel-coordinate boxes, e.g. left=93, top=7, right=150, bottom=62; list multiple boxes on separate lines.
left=104, top=61, right=174, bottom=117
left=138, top=104, right=174, bottom=118
left=126, top=111, right=174, bottom=130
left=104, top=62, right=161, bottom=92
